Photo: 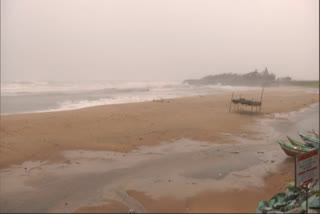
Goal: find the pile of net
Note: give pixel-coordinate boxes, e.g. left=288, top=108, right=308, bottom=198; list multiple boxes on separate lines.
left=256, top=182, right=320, bottom=213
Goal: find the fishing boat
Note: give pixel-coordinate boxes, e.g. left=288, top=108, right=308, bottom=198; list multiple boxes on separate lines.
left=287, top=136, right=315, bottom=149
left=298, top=132, right=320, bottom=145
left=278, top=141, right=310, bottom=157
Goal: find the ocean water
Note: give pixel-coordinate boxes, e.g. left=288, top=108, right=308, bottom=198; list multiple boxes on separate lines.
left=1, top=81, right=253, bottom=115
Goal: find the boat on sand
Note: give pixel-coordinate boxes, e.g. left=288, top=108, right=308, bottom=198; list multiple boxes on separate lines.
left=286, top=136, right=314, bottom=149
left=298, top=132, right=320, bottom=146
left=278, top=141, right=313, bottom=157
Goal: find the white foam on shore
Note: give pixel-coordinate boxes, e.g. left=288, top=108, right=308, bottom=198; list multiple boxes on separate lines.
left=1, top=81, right=257, bottom=115
left=1, top=81, right=182, bottom=96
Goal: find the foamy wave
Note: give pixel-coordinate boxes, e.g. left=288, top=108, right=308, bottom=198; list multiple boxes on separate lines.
left=52, top=95, right=178, bottom=112
left=1, top=80, right=260, bottom=115
left=1, top=81, right=182, bottom=96
left=48, top=85, right=242, bottom=112
left=1, top=81, right=102, bottom=96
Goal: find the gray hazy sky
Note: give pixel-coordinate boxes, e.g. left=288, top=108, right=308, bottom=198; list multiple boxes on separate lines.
left=1, top=0, right=319, bottom=81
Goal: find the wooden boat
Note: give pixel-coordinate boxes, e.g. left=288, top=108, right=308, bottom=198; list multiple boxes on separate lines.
left=287, top=136, right=315, bottom=149
left=298, top=132, right=320, bottom=145
left=278, top=141, right=311, bottom=157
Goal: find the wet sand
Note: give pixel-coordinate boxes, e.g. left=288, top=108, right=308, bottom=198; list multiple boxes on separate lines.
left=0, top=138, right=296, bottom=213
left=0, top=87, right=319, bottom=213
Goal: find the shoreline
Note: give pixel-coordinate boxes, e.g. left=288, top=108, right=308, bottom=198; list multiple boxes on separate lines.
left=1, top=86, right=318, bottom=116
left=1, top=82, right=263, bottom=116
left=73, top=103, right=317, bottom=213
left=0, top=87, right=319, bottom=213
left=1, top=87, right=319, bottom=168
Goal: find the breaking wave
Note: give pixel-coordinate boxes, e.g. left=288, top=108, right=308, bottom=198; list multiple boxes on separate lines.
left=1, top=80, right=253, bottom=114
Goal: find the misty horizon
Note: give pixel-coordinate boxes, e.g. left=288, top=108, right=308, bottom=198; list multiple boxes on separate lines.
left=0, top=2, right=319, bottom=212
left=1, top=0, right=319, bottom=82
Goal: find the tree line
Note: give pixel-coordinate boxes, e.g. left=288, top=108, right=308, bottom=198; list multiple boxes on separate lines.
left=184, top=68, right=292, bottom=87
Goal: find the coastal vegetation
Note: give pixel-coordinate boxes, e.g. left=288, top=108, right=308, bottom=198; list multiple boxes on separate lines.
left=184, top=68, right=319, bottom=88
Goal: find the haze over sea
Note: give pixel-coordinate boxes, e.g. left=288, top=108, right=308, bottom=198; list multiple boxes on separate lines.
left=1, top=81, right=256, bottom=115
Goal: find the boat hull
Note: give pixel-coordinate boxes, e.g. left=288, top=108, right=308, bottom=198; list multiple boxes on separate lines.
left=298, top=132, right=320, bottom=145
left=278, top=141, right=307, bottom=157
left=287, top=136, right=314, bottom=149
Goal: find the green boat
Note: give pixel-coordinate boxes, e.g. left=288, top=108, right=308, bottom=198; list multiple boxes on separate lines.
left=298, top=132, right=320, bottom=144
left=287, top=136, right=314, bottom=149
left=278, top=141, right=307, bottom=157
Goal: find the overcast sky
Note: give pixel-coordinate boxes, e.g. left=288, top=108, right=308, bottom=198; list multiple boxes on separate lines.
left=1, top=0, right=319, bottom=81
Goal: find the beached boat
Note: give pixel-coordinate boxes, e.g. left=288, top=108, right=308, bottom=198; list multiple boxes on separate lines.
left=287, top=136, right=316, bottom=149
left=278, top=141, right=310, bottom=157
left=287, top=136, right=315, bottom=149
left=298, top=132, right=320, bottom=145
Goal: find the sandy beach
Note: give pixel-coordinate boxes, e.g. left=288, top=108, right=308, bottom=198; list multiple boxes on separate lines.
left=0, top=87, right=319, bottom=213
